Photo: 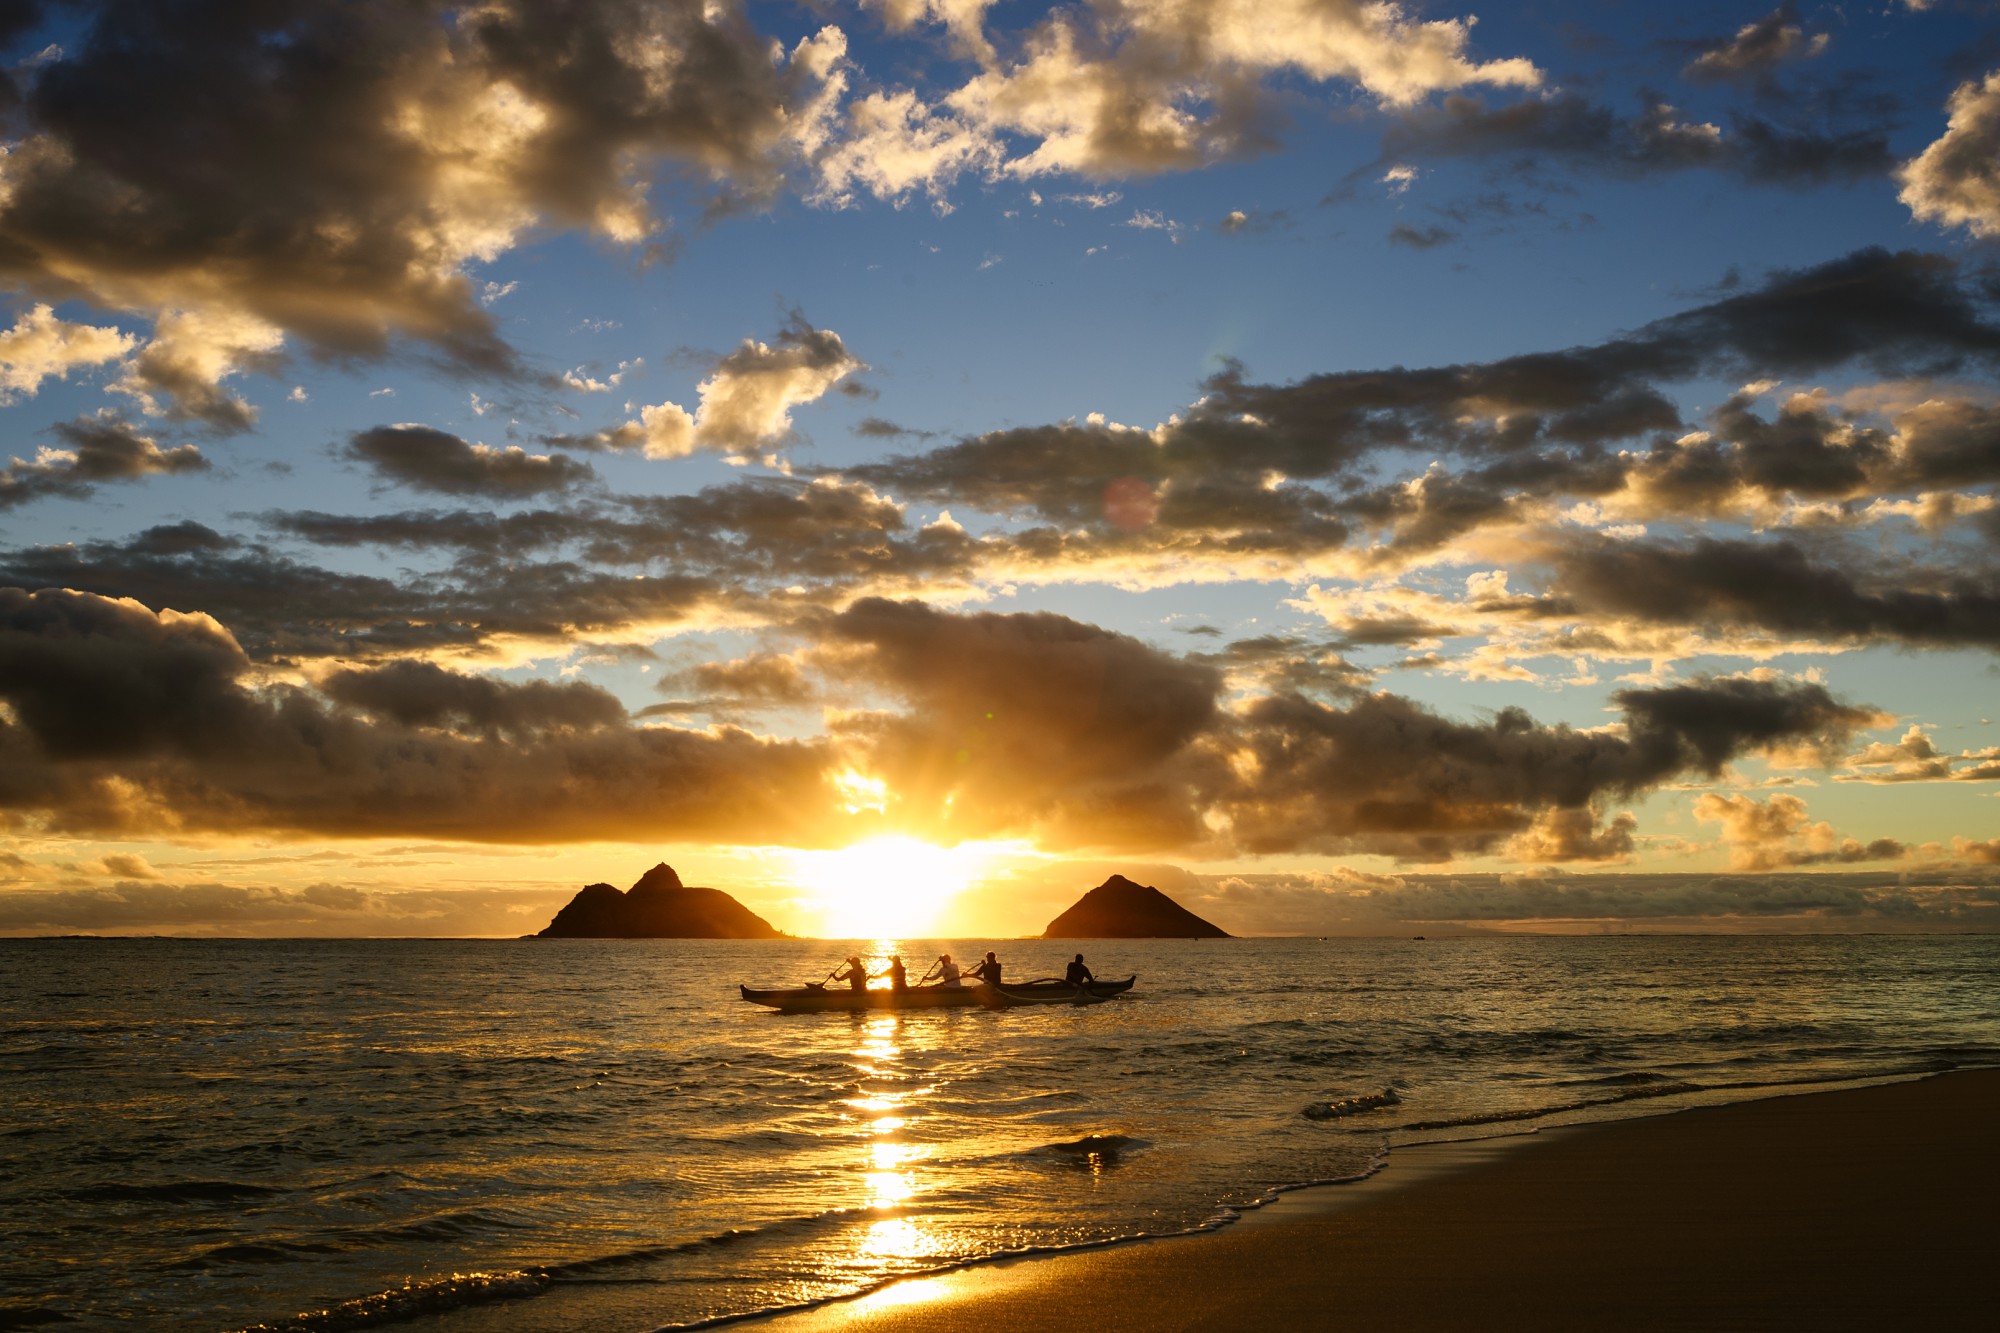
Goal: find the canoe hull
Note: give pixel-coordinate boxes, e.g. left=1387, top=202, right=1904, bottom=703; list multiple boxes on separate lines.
left=739, top=977, right=1134, bottom=1013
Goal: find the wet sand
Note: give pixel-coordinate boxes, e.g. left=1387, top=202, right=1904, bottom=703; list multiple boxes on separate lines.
left=745, top=1069, right=2000, bottom=1331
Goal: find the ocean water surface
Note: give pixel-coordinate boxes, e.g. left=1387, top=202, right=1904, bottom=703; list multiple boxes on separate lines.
left=4, top=934, right=1998, bottom=1331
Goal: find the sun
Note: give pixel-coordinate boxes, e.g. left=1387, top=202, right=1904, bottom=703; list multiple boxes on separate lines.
left=791, top=836, right=989, bottom=938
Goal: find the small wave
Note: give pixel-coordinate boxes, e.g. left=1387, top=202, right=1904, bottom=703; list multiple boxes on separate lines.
left=1039, top=1134, right=1149, bottom=1167
left=65, top=1179, right=284, bottom=1205
left=1302, top=1089, right=1401, bottom=1120
left=1394, top=1080, right=1702, bottom=1132
left=0, top=1307, right=80, bottom=1329
left=557, top=1201, right=912, bottom=1277
left=337, top=1208, right=532, bottom=1247
left=1551, top=1071, right=1679, bottom=1090
left=230, top=1270, right=552, bottom=1333
left=189, top=1241, right=343, bottom=1267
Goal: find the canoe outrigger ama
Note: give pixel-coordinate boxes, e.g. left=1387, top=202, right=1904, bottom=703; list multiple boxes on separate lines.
left=739, top=976, right=1136, bottom=1013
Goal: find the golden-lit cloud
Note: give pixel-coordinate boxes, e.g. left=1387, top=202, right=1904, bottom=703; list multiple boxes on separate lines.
left=1900, top=69, right=2000, bottom=239
left=0, top=0, right=845, bottom=404
left=0, top=304, right=134, bottom=401
left=1693, top=791, right=1905, bottom=871
left=2, top=413, right=207, bottom=510
left=606, top=314, right=864, bottom=459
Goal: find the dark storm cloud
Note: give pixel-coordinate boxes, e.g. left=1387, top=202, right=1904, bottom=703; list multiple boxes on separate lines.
left=0, top=532, right=728, bottom=662
left=1891, top=399, right=2000, bottom=488
left=1544, top=536, right=2000, bottom=649
left=686, top=653, right=815, bottom=705
left=818, top=598, right=1226, bottom=849
left=802, top=604, right=1889, bottom=859
left=0, top=588, right=1907, bottom=858
left=0, top=413, right=206, bottom=508
left=125, top=520, right=233, bottom=556
left=0, top=586, right=842, bottom=843
left=320, top=660, right=626, bottom=737
left=346, top=425, right=596, bottom=497
left=267, top=475, right=974, bottom=583
left=0, top=0, right=832, bottom=401
left=267, top=507, right=590, bottom=557
left=848, top=248, right=2000, bottom=539
left=1378, top=91, right=1892, bottom=186
left=0, top=585, right=258, bottom=761
left=0, top=538, right=467, bottom=660
left=0, top=467, right=999, bottom=665
left=1210, top=676, right=1877, bottom=860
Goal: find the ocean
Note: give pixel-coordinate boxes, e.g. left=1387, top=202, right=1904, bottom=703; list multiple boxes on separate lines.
left=5, top=934, right=1998, bottom=1332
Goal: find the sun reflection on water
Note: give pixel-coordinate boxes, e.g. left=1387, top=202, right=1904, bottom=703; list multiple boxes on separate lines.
left=814, top=991, right=980, bottom=1289
left=860, top=1216, right=930, bottom=1259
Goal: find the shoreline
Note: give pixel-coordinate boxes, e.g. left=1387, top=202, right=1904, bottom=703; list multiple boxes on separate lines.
left=737, top=1068, right=2000, bottom=1332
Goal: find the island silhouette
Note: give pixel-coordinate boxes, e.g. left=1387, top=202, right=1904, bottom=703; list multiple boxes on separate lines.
left=1042, top=874, right=1231, bottom=938
left=536, top=864, right=785, bottom=938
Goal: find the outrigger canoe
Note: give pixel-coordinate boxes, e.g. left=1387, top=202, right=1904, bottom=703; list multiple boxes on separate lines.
left=739, top=976, right=1135, bottom=1013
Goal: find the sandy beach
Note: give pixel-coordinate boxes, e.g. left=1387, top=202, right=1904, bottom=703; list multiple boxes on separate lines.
left=747, top=1069, right=2000, bottom=1332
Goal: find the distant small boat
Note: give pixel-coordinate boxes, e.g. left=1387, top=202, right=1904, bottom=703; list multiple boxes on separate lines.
left=739, top=977, right=1135, bottom=1013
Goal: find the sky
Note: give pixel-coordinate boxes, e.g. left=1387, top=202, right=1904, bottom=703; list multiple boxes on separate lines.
left=2, top=0, right=1999, bottom=938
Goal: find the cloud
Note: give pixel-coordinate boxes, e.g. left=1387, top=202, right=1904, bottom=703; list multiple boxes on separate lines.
left=1216, top=207, right=1286, bottom=234
left=346, top=424, right=596, bottom=497
left=0, top=0, right=843, bottom=393
left=608, top=314, right=863, bottom=459
left=838, top=248, right=2000, bottom=595
left=0, top=586, right=844, bottom=843
left=0, top=304, right=135, bottom=401
left=1180, top=867, right=2000, bottom=935
left=1900, top=69, right=2000, bottom=238
left=1693, top=791, right=1906, bottom=870
left=853, top=416, right=935, bottom=440
left=1, top=412, right=207, bottom=510
left=109, top=307, right=285, bottom=431
left=1381, top=90, right=1893, bottom=187
left=320, top=659, right=626, bottom=737
left=1504, top=804, right=1638, bottom=864
left=1, top=469, right=986, bottom=665
left=0, top=581, right=1931, bottom=863
left=1210, top=675, right=1879, bottom=860
left=818, top=597, right=1225, bottom=848
left=0, top=879, right=576, bottom=937
left=814, top=0, right=1537, bottom=197
left=1388, top=221, right=1456, bottom=249
left=1682, top=7, right=1829, bottom=83
left=1542, top=535, right=2000, bottom=650
left=1837, top=725, right=2000, bottom=784
left=686, top=652, right=816, bottom=706
left=810, top=85, right=1004, bottom=208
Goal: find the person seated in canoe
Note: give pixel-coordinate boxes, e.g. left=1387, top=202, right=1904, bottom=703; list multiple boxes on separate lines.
left=967, top=951, right=1002, bottom=987
left=883, top=955, right=908, bottom=992
left=833, top=955, right=868, bottom=991
left=935, top=953, right=963, bottom=989
left=1065, top=953, right=1095, bottom=988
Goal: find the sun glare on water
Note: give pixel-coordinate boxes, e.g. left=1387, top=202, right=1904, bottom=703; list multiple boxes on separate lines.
left=792, top=836, right=992, bottom=938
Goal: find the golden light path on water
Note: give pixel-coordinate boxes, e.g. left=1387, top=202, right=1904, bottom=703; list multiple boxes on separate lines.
left=844, top=1010, right=944, bottom=1281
